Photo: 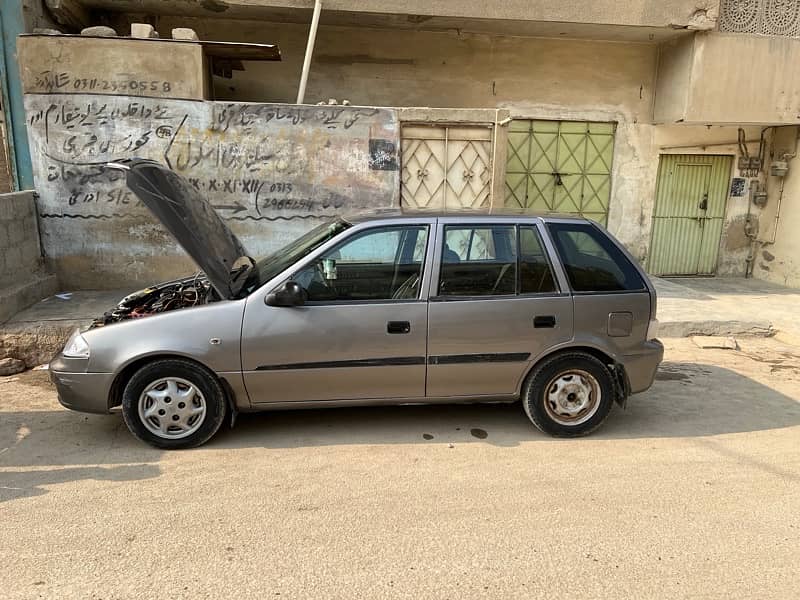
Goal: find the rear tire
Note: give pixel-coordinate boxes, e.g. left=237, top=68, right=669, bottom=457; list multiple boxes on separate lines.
left=121, top=358, right=227, bottom=449
left=522, top=352, right=615, bottom=437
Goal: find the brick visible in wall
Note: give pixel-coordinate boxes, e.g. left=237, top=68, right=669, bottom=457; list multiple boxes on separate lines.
left=0, top=192, right=44, bottom=284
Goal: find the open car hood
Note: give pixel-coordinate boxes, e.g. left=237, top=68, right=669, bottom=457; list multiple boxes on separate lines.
left=109, top=159, right=251, bottom=300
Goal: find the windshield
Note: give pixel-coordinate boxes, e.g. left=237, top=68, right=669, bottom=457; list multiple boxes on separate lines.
left=238, top=218, right=351, bottom=296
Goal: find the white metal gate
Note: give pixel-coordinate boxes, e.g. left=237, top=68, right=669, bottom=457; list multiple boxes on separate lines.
left=401, top=125, right=493, bottom=211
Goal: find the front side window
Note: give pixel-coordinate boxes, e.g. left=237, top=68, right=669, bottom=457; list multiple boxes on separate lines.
left=439, top=226, right=517, bottom=296
left=293, top=226, right=428, bottom=302
left=240, top=218, right=351, bottom=296
left=547, top=222, right=645, bottom=292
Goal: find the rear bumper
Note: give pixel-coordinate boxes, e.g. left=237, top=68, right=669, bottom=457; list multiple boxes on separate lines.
left=50, top=368, right=115, bottom=414
left=621, top=339, right=664, bottom=394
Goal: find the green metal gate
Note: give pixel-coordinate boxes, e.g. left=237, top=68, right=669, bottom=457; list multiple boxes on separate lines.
left=505, top=120, right=616, bottom=225
left=648, top=154, right=732, bottom=276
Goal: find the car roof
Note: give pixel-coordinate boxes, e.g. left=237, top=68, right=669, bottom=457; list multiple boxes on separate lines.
left=345, top=208, right=593, bottom=224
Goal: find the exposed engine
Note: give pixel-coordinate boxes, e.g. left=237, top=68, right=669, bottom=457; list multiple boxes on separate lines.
left=91, top=275, right=215, bottom=328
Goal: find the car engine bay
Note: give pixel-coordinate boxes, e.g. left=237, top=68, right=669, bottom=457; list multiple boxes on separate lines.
left=91, top=276, right=216, bottom=328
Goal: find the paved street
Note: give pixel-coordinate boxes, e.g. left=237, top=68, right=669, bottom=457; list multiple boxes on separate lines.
left=2, top=337, right=800, bottom=599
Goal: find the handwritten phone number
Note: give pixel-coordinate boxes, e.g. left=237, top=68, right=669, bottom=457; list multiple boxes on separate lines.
left=71, top=78, right=172, bottom=93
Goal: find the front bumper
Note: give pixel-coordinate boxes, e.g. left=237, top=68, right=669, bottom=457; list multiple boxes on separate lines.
left=621, top=339, right=664, bottom=394
left=50, top=355, right=114, bottom=414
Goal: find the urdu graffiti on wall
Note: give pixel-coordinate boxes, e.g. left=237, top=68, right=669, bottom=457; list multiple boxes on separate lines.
left=23, top=94, right=400, bottom=285
left=24, top=94, right=400, bottom=224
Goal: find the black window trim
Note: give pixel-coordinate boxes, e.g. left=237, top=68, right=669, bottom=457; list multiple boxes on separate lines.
left=519, top=223, right=562, bottom=296
left=433, top=223, right=562, bottom=301
left=429, top=291, right=570, bottom=303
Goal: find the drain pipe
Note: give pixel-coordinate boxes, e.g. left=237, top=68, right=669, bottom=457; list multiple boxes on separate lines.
left=296, top=0, right=322, bottom=105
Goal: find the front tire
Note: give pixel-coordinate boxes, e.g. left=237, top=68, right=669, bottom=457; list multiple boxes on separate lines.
left=121, top=358, right=227, bottom=449
left=522, top=352, right=615, bottom=437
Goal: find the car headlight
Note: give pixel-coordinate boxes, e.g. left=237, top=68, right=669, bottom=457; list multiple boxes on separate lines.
left=63, top=329, right=90, bottom=358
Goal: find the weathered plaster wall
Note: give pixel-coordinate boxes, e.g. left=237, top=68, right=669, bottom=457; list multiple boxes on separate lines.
left=653, top=35, right=694, bottom=124
left=21, top=0, right=60, bottom=31
left=153, top=17, right=664, bottom=261
left=17, top=36, right=208, bottom=100
left=753, top=126, right=800, bottom=287
left=17, top=18, right=764, bottom=281
left=24, top=94, right=400, bottom=288
left=90, top=0, right=715, bottom=30
left=656, top=32, right=800, bottom=125
left=158, top=18, right=659, bottom=116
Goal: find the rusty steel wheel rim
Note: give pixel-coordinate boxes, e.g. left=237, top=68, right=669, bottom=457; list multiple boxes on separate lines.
left=543, top=369, right=601, bottom=426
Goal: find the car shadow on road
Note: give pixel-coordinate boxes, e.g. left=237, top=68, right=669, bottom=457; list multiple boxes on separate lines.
left=3, top=359, right=798, bottom=481
left=0, top=405, right=161, bottom=502
left=212, top=361, right=800, bottom=449
left=0, top=464, right=159, bottom=503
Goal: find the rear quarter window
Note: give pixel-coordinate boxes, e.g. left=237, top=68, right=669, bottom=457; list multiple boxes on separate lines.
left=547, top=222, right=645, bottom=292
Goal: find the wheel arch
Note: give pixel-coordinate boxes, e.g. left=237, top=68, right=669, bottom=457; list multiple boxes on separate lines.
left=519, top=345, right=628, bottom=406
left=108, top=353, right=238, bottom=416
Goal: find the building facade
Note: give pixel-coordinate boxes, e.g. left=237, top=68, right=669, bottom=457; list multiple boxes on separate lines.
left=3, top=0, right=800, bottom=288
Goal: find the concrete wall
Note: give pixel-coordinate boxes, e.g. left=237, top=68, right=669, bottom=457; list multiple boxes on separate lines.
left=753, top=126, right=800, bottom=287
left=19, top=18, right=769, bottom=283
left=655, top=32, right=800, bottom=125
left=21, top=0, right=60, bottom=31
left=159, top=18, right=659, bottom=115
left=86, top=0, right=717, bottom=31
left=17, top=14, right=786, bottom=284
left=151, top=18, right=665, bottom=259
left=653, top=35, right=694, bottom=124
left=17, top=36, right=208, bottom=100
left=0, top=191, right=57, bottom=322
left=23, top=94, right=400, bottom=288
left=145, top=17, right=760, bottom=275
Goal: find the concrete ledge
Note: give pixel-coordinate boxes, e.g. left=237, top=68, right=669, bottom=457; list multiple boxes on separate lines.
left=0, top=320, right=84, bottom=367
left=0, top=290, right=128, bottom=367
left=0, top=274, right=59, bottom=324
left=659, top=320, right=775, bottom=339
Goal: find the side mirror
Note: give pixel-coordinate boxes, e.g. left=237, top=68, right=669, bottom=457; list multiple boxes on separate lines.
left=265, top=280, right=305, bottom=307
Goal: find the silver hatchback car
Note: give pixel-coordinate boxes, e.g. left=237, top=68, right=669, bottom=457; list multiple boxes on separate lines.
left=50, top=160, right=663, bottom=449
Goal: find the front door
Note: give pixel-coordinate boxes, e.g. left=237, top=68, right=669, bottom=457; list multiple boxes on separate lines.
left=426, top=221, right=573, bottom=398
left=648, top=154, right=732, bottom=276
left=241, top=224, right=431, bottom=403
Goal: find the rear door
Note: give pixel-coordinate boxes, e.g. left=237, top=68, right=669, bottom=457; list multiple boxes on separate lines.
left=425, top=219, right=574, bottom=398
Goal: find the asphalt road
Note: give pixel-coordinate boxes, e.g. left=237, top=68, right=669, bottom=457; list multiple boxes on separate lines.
left=2, top=337, right=799, bottom=599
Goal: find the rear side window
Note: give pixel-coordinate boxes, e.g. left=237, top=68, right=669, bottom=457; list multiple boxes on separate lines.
left=439, top=226, right=517, bottom=296
left=547, top=222, right=645, bottom=292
